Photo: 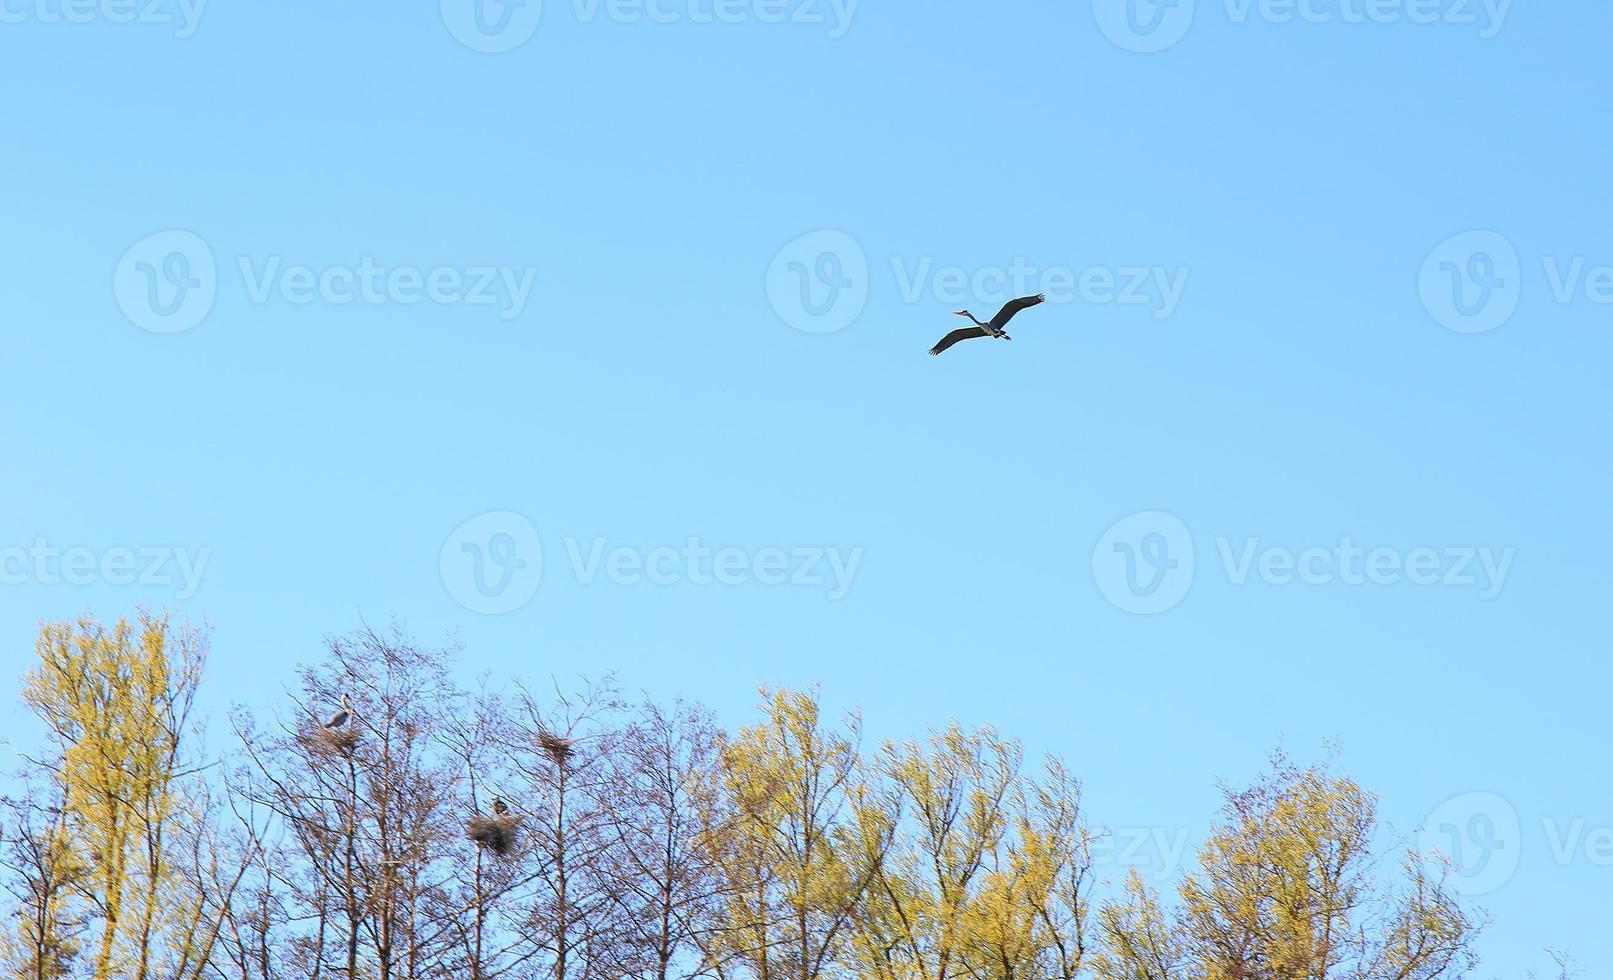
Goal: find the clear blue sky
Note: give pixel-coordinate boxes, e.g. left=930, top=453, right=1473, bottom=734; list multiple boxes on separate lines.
left=3, top=1, right=1609, bottom=973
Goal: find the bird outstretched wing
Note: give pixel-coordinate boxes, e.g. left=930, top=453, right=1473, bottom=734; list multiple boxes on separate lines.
left=988, top=293, right=1046, bottom=330
left=929, top=325, right=989, bottom=356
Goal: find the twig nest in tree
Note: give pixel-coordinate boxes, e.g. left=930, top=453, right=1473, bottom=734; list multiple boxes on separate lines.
left=537, top=731, right=575, bottom=766
left=465, top=813, right=521, bottom=858
left=299, top=722, right=359, bottom=757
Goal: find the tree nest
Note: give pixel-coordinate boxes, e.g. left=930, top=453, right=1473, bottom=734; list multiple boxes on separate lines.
left=537, top=731, right=575, bottom=766
left=299, top=723, right=359, bottom=757
left=465, top=813, right=521, bottom=858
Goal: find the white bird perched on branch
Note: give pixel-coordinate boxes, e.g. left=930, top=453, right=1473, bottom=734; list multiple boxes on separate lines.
left=323, top=693, right=354, bottom=730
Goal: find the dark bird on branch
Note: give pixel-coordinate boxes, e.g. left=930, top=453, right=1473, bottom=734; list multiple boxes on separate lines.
left=928, top=293, right=1046, bottom=356
left=491, top=796, right=509, bottom=815
left=323, top=694, right=354, bottom=730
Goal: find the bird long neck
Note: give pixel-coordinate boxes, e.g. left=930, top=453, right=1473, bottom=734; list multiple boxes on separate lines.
left=963, top=311, right=984, bottom=326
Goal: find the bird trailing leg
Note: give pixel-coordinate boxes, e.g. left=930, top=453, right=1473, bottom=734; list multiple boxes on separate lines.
left=929, top=294, right=1041, bottom=355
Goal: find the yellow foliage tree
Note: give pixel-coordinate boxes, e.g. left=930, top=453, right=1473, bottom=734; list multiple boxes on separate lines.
left=852, top=726, right=1089, bottom=980
left=21, top=613, right=218, bottom=980
left=701, top=686, right=893, bottom=980
left=1090, top=870, right=1184, bottom=980
left=1094, top=756, right=1477, bottom=980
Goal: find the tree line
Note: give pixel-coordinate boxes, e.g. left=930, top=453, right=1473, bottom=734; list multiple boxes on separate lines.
left=0, top=612, right=1543, bottom=979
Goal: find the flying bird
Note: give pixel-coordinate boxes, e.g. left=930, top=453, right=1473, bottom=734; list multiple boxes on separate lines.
left=323, top=694, right=354, bottom=730
left=928, top=293, right=1046, bottom=356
